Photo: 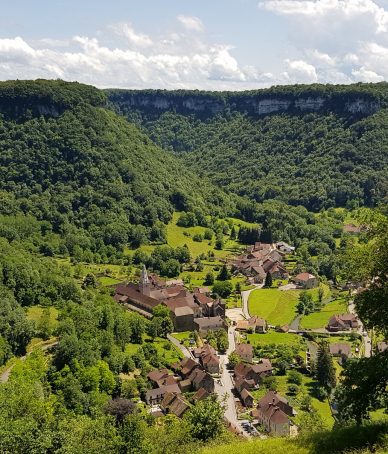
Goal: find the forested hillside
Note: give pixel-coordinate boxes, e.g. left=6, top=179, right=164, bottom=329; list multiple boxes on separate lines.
left=108, top=84, right=388, bottom=211
left=0, top=80, right=235, bottom=261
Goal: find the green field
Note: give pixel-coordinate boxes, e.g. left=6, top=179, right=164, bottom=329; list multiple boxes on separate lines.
left=248, top=286, right=331, bottom=326
left=300, top=297, right=348, bottom=329
left=248, top=288, right=300, bottom=325
left=244, top=331, right=302, bottom=347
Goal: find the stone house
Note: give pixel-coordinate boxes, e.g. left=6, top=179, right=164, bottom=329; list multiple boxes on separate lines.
left=293, top=272, right=318, bottom=289
left=240, top=388, right=254, bottom=407
left=252, top=391, right=296, bottom=436
left=234, top=343, right=253, bottom=363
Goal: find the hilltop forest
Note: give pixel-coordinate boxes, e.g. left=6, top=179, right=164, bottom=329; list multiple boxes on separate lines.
left=108, top=84, right=388, bottom=211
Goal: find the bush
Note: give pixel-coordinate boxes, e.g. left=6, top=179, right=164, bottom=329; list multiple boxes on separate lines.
left=287, top=370, right=303, bottom=385
left=212, top=281, right=233, bottom=298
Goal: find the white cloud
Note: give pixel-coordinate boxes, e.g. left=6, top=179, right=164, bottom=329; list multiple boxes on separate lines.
left=285, top=59, right=318, bottom=82
left=177, top=15, right=204, bottom=32
left=0, top=14, right=387, bottom=89
left=112, top=23, right=153, bottom=47
left=352, top=66, right=384, bottom=82
left=259, top=0, right=388, bottom=32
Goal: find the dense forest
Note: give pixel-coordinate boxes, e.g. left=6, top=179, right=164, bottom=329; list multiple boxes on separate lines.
left=0, top=80, right=236, bottom=262
left=108, top=84, right=388, bottom=211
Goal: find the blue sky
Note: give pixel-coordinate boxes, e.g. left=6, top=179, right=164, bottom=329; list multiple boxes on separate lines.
left=1, top=0, right=388, bottom=89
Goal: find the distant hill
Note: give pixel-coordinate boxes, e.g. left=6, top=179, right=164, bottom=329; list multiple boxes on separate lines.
left=108, top=83, right=388, bottom=211
left=0, top=80, right=235, bottom=258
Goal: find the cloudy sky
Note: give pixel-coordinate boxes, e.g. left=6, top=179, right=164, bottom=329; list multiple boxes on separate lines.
left=1, top=0, right=387, bottom=90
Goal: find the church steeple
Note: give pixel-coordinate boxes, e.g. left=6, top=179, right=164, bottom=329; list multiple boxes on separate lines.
left=139, top=265, right=151, bottom=296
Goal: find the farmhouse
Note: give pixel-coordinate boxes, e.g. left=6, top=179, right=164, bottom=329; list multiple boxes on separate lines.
left=327, top=314, right=359, bottom=332
left=231, top=242, right=288, bottom=283
left=234, top=359, right=273, bottom=385
left=252, top=391, right=296, bottom=436
left=293, top=272, right=318, bottom=289
left=236, top=316, right=267, bottom=333
left=145, top=384, right=181, bottom=405
left=161, top=392, right=189, bottom=418
left=240, top=388, right=254, bottom=407
left=194, top=316, right=227, bottom=335
left=276, top=241, right=295, bottom=253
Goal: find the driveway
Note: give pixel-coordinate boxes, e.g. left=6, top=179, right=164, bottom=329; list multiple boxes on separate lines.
left=167, top=334, right=195, bottom=359
left=241, top=284, right=263, bottom=319
left=348, top=300, right=371, bottom=358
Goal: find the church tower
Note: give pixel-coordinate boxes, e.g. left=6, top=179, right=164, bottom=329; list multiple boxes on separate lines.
left=139, top=265, right=151, bottom=296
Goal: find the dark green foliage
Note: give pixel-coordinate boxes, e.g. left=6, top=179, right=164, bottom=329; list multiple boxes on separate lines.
left=204, top=271, right=215, bottom=286
left=0, top=80, right=236, bottom=260
left=264, top=272, right=273, bottom=289
left=115, top=85, right=388, bottom=211
left=237, top=226, right=261, bottom=244
left=212, top=280, right=233, bottom=298
left=184, top=395, right=225, bottom=441
left=297, top=291, right=315, bottom=315
left=316, top=342, right=336, bottom=391
left=217, top=265, right=230, bottom=281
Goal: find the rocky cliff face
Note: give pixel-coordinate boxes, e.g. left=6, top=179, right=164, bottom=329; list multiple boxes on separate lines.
left=108, top=89, right=381, bottom=120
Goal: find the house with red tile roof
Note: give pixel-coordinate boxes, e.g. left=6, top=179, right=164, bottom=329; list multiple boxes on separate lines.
left=327, top=314, right=359, bottom=331
left=252, top=391, right=296, bottom=436
left=294, top=272, right=318, bottom=289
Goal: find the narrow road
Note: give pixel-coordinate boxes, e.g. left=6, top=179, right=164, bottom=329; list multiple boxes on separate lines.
left=289, top=314, right=302, bottom=331
left=0, top=340, right=58, bottom=384
left=167, top=334, right=195, bottom=359
left=241, top=284, right=263, bottom=319
left=348, top=300, right=371, bottom=358
left=214, top=326, right=246, bottom=435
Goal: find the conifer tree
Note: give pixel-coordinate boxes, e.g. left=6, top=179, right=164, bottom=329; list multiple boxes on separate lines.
left=217, top=264, right=230, bottom=281
left=316, top=342, right=336, bottom=391
left=264, top=272, right=273, bottom=288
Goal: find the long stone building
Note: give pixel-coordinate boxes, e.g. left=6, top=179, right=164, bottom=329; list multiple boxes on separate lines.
left=114, top=266, right=225, bottom=332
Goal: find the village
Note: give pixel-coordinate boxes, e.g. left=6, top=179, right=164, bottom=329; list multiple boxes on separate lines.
left=113, top=237, right=373, bottom=438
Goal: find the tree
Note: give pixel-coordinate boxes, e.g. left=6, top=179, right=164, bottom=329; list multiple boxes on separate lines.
left=318, top=286, right=325, bottom=303
left=37, top=307, right=52, bottom=341
left=316, top=342, right=336, bottom=391
left=104, top=398, right=136, bottom=425
left=228, top=352, right=240, bottom=368
left=217, top=265, right=230, bottom=281
left=204, top=272, right=214, bottom=286
left=287, top=384, right=299, bottom=395
left=161, top=258, right=181, bottom=277
left=184, top=396, right=224, bottom=442
left=264, top=272, right=273, bottom=288
left=212, top=281, right=233, bottom=298
left=297, top=291, right=315, bottom=315
left=214, top=235, right=224, bottom=250
left=230, top=225, right=236, bottom=240
left=82, top=273, right=98, bottom=289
